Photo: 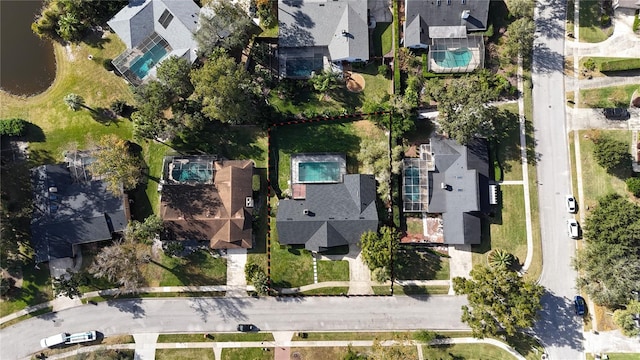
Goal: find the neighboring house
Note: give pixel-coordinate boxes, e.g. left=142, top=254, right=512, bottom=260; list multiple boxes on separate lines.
left=160, top=156, right=254, bottom=249
left=278, top=0, right=369, bottom=78
left=404, top=0, right=489, bottom=73
left=614, top=0, right=640, bottom=9
left=402, top=135, right=490, bottom=245
left=30, top=154, right=129, bottom=263
left=108, top=0, right=200, bottom=85
left=276, top=172, right=379, bottom=252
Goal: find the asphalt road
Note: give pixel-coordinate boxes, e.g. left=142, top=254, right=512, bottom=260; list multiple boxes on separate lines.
left=532, top=0, right=584, bottom=359
left=1, top=295, right=468, bottom=359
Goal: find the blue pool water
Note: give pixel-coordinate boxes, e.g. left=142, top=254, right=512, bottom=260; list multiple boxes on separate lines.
left=433, top=47, right=472, bottom=68
left=130, top=43, right=168, bottom=79
left=298, top=162, right=341, bottom=183
left=404, top=167, right=421, bottom=201
left=171, top=163, right=213, bottom=183
left=286, top=57, right=323, bottom=78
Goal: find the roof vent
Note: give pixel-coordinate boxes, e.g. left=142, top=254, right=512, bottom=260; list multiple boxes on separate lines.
left=303, top=209, right=310, bottom=215
left=461, top=10, right=470, bottom=20
left=49, top=187, right=58, bottom=193
left=246, top=197, right=254, bottom=208
left=440, top=182, right=447, bottom=189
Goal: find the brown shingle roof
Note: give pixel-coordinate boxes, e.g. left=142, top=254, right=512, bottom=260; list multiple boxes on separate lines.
left=160, top=159, right=253, bottom=249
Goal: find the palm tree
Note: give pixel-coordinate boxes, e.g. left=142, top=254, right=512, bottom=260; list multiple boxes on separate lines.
left=488, top=248, right=514, bottom=269
left=64, top=93, right=85, bottom=111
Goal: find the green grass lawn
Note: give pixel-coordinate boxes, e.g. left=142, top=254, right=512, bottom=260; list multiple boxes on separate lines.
left=422, top=343, right=517, bottom=360
left=317, top=260, right=350, bottom=282
left=579, top=0, right=614, bottom=43
left=156, top=348, right=215, bottom=360
left=158, top=333, right=274, bottom=342
left=222, top=348, right=273, bottom=360
left=395, top=248, right=450, bottom=281
left=0, top=264, right=53, bottom=317
left=578, top=130, right=631, bottom=210
left=269, top=216, right=314, bottom=288
left=301, top=287, right=350, bottom=295
left=586, top=354, right=640, bottom=360
left=152, top=251, right=227, bottom=287
left=473, top=185, right=527, bottom=268
left=373, top=285, right=450, bottom=296
left=577, top=84, right=639, bottom=108
left=495, top=102, right=523, bottom=182
left=372, top=23, right=393, bottom=57
left=292, top=346, right=417, bottom=360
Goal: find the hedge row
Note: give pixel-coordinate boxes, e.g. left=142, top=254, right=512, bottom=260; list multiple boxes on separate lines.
left=0, top=118, right=27, bottom=137
left=598, top=58, right=640, bottom=72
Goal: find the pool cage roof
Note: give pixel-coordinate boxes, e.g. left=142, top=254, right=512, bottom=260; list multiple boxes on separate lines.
left=402, top=157, right=431, bottom=213
left=161, top=155, right=218, bottom=185
left=112, top=32, right=172, bottom=85
left=428, top=35, right=484, bottom=74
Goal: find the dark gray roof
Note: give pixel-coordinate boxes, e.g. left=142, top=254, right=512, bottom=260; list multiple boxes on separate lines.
left=278, top=0, right=369, bottom=62
left=30, top=165, right=128, bottom=263
left=404, top=0, right=490, bottom=46
left=108, top=0, right=200, bottom=63
left=428, top=136, right=488, bottom=245
left=276, top=174, right=378, bottom=252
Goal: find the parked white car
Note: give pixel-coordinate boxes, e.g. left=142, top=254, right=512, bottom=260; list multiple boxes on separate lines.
left=567, top=219, right=580, bottom=239
left=566, top=195, right=577, bottom=213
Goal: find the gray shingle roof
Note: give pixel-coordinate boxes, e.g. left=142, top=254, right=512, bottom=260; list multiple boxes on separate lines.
left=30, top=165, right=128, bottom=263
left=276, top=174, right=378, bottom=252
left=404, top=0, right=490, bottom=47
left=427, top=136, right=489, bottom=245
left=278, top=0, right=369, bottom=62
left=108, top=0, right=200, bottom=63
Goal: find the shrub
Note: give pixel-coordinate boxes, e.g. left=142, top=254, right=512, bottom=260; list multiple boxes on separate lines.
left=633, top=12, right=640, bottom=32
left=0, top=118, right=27, bottom=137
left=110, top=99, right=127, bottom=116
left=592, top=134, right=632, bottom=176
left=583, top=58, right=596, bottom=71
left=103, top=58, right=114, bottom=72
left=378, top=64, right=389, bottom=77
left=488, top=249, right=514, bottom=269
left=598, top=58, right=640, bottom=72
left=252, top=174, right=261, bottom=192
left=627, top=177, right=640, bottom=197
left=412, top=330, right=437, bottom=343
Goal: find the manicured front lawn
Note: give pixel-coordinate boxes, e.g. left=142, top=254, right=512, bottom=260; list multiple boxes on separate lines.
left=156, top=348, right=215, bottom=360
left=301, top=287, right=350, bottom=295
left=269, top=235, right=313, bottom=289
left=495, top=102, right=523, bottom=182
left=292, top=346, right=417, bottom=360
left=422, top=343, right=517, bottom=360
left=158, top=333, right=274, bottom=342
left=222, top=348, right=273, bottom=360
left=576, top=85, right=639, bottom=108
left=317, top=260, right=349, bottom=282
left=578, top=0, right=614, bottom=43
left=395, top=248, right=450, bottom=281
left=473, top=185, right=527, bottom=268
left=152, top=251, right=227, bottom=287
left=0, top=264, right=53, bottom=317
left=586, top=353, right=640, bottom=360
left=578, top=130, right=631, bottom=210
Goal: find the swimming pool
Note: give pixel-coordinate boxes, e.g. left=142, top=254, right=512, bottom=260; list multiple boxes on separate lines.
left=298, top=162, right=342, bottom=183
left=433, top=47, right=472, bottom=68
left=403, top=166, right=421, bottom=202
left=286, top=57, right=323, bottom=78
left=129, top=43, right=168, bottom=79
left=171, top=162, right=213, bottom=183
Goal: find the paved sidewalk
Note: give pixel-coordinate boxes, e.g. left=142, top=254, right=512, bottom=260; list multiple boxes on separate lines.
left=584, top=330, right=640, bottom=354
left=447, top=245, right=471, bottom=294
left=566, top=9, right=640, bottom=58
left=133, top=333, right=158, bottom=360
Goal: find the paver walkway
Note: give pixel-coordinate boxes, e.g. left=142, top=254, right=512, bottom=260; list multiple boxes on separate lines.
left=447, top=245, right=471, bottom=294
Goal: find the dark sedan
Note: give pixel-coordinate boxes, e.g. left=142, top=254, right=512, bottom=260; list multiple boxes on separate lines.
left=574, top=296, right=586, bottom=316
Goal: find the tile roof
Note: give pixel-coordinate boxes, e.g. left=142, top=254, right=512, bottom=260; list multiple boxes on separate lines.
left=160, top=159, right=254, bottom=249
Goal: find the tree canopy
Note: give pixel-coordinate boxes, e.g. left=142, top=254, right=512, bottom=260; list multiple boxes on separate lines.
left=0, top=119, right=27, bottom=137
left=191, top=50, right=259, bottom=124
left=453, top=265, right=544, bottom=338
left=592, top=134, right=633, bottom=176
left=504, top=18, right=536, bottom=60
left=89, top=238, right=148, bottom=293
left=575, top=193, right=640, bottom=306
left=359, top=226, right=399, bottom=272
left=88, top=135, right=143, bottom=194
left=156, top=56, right=195, bottom=99
left=195, top=0, right=257, bottom=57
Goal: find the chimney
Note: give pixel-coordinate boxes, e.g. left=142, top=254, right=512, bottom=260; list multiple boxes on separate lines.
left=461, top=10, right=470, bottom=20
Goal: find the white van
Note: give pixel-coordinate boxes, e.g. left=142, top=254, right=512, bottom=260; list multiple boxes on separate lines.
left=40, top=333, right=68, bottom=348
left=66, top=331, right=97, bottom=344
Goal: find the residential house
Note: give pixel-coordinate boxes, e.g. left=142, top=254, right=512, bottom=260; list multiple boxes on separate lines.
left=160, top=156, right=254, bottom=249
left=404, top=0, right=489, bottom=73
left=108, top=0, right=200, bottom=84
left=278, top=0, right=369, bottom=78
left=402, top=135, right=490, bottom=245
left=30, top=154, right=129, bottom=263
left=276, top=174, right=379, bottom=252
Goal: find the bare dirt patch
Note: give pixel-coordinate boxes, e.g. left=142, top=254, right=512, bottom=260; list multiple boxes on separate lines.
left=345, top=72, right=365, bottom=93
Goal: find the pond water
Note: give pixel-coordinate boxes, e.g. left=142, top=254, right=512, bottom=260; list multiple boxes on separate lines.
left=0, top=0, right=56, bottom=96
